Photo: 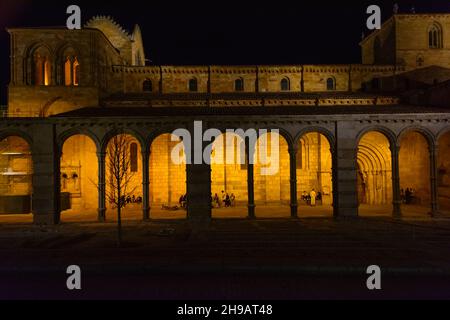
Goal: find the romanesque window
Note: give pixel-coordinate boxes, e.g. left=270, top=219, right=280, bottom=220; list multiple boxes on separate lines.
left=189, top=78, right=198, bottom=92
left=281, top=78, right=290, bottom=91
left=32, top=49, right=51, bottom=86
left=429, top=23, right=443, bottom=49
left=326, top=77, right=336, bottom=91
left=143, top=79, right=153, bottom=92
left=235, top=78, right=244, bottom=91
left=63, top=50, right=80, bottom=86
left=130, top=143, right=138, bottom=173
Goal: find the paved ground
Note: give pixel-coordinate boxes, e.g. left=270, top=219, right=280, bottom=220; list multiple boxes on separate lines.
left=0, top=206, right=450, bottom=299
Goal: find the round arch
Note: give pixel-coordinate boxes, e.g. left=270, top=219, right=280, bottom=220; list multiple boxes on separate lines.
left=398, top=126, right=435, bottom=149
left=356, top=131, right=393, bottom=211
left=101, top=128, right=146, bottom=154
left=355, top=126, right=396, bottom=150
left=0, top=130, right=33, bottom=149
left=294, top=127, right=336, bottom=153
left=57, top=128, right=101, bottom=153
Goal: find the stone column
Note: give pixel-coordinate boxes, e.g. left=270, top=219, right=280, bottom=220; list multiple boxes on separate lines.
left=430, top=143, right=440, bottom=217
left=97, top=151, right=106, bottom=222
left=142, top=149, right=150, bottom=220
left=334, top=121, right=358, bottom=218
left=390, top=144, right=402, bottom=218
left=186, top=122, right=211, bottom=229
left=31, top=124, right=61, bottom=225
left=289, top=146, right=298, bottom=218
left=246, top=137, right=256, bottom=219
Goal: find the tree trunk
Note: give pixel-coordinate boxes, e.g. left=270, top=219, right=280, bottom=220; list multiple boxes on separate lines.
left=117, top=180, right=122, bottom=247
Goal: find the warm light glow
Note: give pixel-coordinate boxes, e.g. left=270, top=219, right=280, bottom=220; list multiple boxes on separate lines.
left=65, top=57, right=72, bottom=86
left=73, top=57, right=80, bottom=86
left=44, top=59, right=50, bottom=86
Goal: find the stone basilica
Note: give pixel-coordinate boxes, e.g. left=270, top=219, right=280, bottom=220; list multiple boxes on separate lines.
left=1, top=13, right=450, bottom=224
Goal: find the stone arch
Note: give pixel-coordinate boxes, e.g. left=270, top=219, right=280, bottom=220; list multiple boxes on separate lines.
left=356, top=131, right=393, bottom=208
left=210, top=132, right=248, bottom=218
left=57, top=128, right=101, bottom=153
left=294, top=127, right=335, bottom=154
left=55, top=42, right=82, bottom=86
left=25, top=42, right=54, bottom=86
left=59, top=132, right=99, bottom=218
left=398, top=127, right=433, bottom=212
left=398, top=126, right=435, bottom=149
left=40, top=96, right=63, bottom=117
left=0, top=134, right=34, bottom=215
left=355, top=126, right=396, bottom=150
left=436, top=126, right=450, bottom=142
left=101, top=128, right=146, bottom=154
left=253, top=130, right=291, bottom=217
left=0, top=130, right=33, bottom=149
left=295, top=129, right=335, bottom=215
left=149, top=132, right=187, bottom=218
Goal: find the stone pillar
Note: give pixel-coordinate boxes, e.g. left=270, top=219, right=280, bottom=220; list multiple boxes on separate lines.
left=186, top=122, right=211, bottom=228
left=430, top=143, right=440, bottom=217
left=97, top=151, right=106, bottom=222
left=142, top=149, right=150, bottom=220
left=246, top=137, right=256, bottom=219
left=334, top=122, right=358, bottom=218
left=32, top=124, right=61, bottom=225
left=289, top=146, right=298, bottom=218
left=390, top=144, right=402, bottom=218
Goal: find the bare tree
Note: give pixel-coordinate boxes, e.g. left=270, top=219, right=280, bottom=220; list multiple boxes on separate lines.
left=105, top=134, right=137, bottom=246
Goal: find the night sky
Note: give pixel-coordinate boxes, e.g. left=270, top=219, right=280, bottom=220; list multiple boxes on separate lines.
left=0, top=0, right=449, bottom=104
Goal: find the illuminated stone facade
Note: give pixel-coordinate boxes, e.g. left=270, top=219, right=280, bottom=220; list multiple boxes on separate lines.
left=2, top=14, right=450, bottom=224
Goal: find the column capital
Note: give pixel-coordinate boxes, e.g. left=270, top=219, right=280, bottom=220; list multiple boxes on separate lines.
left=288, top=145, right=299, bottom=155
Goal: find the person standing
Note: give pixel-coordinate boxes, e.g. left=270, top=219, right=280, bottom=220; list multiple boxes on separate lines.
left=221, top=190, right=226, bottom=207
left=230, top=193, right=236, bottom=207
left=310, top=189, right=317, bottom=207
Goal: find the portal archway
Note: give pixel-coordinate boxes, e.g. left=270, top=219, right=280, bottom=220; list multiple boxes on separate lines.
left=149, top=133, right=187, bottom=219
left=211, top=132, right=248, bottom=218
left=254, top=131, right=290, bottom=218
left=296, top=132, right=333, bottom=217
left=0, top=136, right=33, bottom=222
left=59, top=134, right=98, bottom=222
left=399, top=130, right=431, bottom=217
left=357, top=131, right=393, bottom=216
left=105, top=134, right=143, bottom=221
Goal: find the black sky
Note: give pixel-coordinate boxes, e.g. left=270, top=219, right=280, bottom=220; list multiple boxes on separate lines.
left=1, top=0, right=449, bottom=104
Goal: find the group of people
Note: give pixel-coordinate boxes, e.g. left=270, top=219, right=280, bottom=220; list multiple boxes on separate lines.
left=110, top=195, right=143, bottom=208
left=212, top=191, right=236, bottom=208
left=401, top=188, right=416, bottom=204
left=301, top=189, right=323, bottom=207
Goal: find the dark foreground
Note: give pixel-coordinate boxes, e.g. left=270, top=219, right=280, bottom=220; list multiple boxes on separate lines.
left=1, top=217, right=450, bottom=299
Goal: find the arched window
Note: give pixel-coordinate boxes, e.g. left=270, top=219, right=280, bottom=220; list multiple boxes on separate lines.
left=326, top=77, right=336, bottom=91
left=235, top=78, right=244, bottom=91
left=130, top=143, right=138, bottom=173
left=280, top=78, right=290, bottom=91
left=429, top=23, right=443, bottom=49
left=189, top=78, right=198, bottom=92
left=143, top=79, right=153, bottom=92
left=32, top=48, right=51, bottom=86
left=73, top=58, right=80, bottom=86
left=62, top=48, right=80, bottom=86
